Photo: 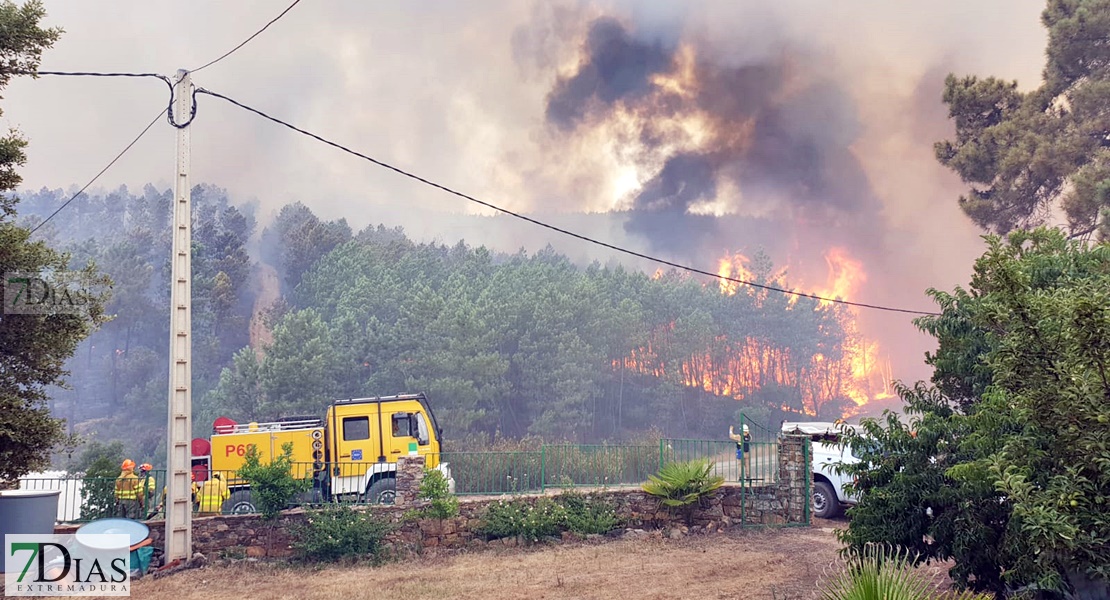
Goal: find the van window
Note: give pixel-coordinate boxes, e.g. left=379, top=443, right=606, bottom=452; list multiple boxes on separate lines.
left=343, top=416, right=369, bottom=441
left=391, top=413, right=413, bottom=438
left=414, top=413, right=430, bottom=445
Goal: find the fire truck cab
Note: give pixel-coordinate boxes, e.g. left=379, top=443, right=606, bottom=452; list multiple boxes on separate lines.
left=196, top=393, right=453, bottom=513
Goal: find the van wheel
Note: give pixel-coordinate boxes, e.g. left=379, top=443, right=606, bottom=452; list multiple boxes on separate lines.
left=812, top=481, right=841, bottom=519
left=364, top=478, right=396, bottom=505
left=222, top=490, right=256, bottom=515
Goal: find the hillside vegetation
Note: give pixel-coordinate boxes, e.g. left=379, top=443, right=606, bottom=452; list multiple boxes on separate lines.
left=20, top=185, right=859, bottom=458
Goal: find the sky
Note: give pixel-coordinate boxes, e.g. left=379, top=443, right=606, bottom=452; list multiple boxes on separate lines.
left=3, top=0, right=1051, bottom=385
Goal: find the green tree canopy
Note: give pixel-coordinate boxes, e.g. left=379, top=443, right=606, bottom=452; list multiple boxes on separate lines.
left=840, top=229, right=1110, bottom=597
left=936, top=0, right=1110, bottom=238
left=0, top=1, right=108, bottom=483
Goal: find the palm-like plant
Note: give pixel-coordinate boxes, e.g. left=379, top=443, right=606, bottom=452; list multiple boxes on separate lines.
left=820, top=544, right=990, bottom=600
left=641, top=459, right=724, bottom=523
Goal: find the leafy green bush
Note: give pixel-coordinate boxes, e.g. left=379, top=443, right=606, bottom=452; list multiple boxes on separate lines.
left=70, top=441, right=125, bottom=522
left=641, top=458, right=724, bottom=522
left=477, top=492, right=622, bottom=541
left=417, top=468, right=458, bottom=519
left=839, top=230, right=1110, bottom=596
left=236, top=442, right=309, bottom=519
left=478, top=497, right=566, bottom=541
left=557, top=491, right=622, bottom=535
left=820, top=544, right=988, bottom=600
left=78, top=477, right=118, bottom=522
left=291, top=505, right=391, bottom=563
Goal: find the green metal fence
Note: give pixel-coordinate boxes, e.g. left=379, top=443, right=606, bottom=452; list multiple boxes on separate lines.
left=442, top=444, right=659, bottom=495
left=740, top=414, right=780, bottom=486
left=18, top=471, right=174, bottom=524
left=438, top=451, right=542, bottom=495
left=17, top=469, right=260, bottom=523
left=20, top=430, right=809, bottom=524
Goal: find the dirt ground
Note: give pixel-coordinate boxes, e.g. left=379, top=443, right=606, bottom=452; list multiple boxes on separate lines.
left=127, top=522, right=855, bottom=600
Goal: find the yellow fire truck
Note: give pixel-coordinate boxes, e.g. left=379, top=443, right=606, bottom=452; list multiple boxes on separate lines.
left=191, top=393, right=453, bottom=513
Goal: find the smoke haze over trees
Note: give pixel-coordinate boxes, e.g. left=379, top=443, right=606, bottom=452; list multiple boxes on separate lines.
left=4, top=1, right=1051, bottom=394
left=6, top=0, right=1081, bottom=465
left=19, top=186, right=865, bottom=458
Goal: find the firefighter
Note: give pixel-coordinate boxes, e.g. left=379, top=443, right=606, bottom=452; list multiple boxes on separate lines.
left=156, top=472, right=200, bottom=517
left=729, top=424, right=752, bottom=481
left=137, top=463, right=158, bottom=518
left=114, top=459, right=142, bottom=519
left=197, top=472, right=230, bottom=515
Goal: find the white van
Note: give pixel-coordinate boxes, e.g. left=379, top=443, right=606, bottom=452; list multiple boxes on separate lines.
left=781, top=422, right=863, bottom=519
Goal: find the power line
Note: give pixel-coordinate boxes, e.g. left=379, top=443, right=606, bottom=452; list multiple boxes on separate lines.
left=20, top=70, right=195, bottom=128
left=191, top=0, right=304, bottom=73
left=197, top=88, right=940, bottom=316
left=28, top=70, right=172, bottom=85
left=30, top=108, right=167, bottom=235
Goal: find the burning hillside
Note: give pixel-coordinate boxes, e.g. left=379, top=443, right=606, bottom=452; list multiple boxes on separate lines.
left=539, top=13, right=924, bottom=417
left=619, top=247, right=892, bottom=418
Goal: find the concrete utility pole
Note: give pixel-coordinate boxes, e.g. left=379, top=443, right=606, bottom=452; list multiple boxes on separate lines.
left=165, top=69, right=193, bottom=562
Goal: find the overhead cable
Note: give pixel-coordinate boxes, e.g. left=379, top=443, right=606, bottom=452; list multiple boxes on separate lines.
left=30, top=108, right=168, bottom=235
left=191, top=0, right=304, bottom=73
left=196, top=88, right=940, bottom=316
left=21, top=70, right=195, bottom=128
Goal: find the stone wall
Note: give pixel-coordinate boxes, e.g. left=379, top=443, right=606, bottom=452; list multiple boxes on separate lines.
left=394, top=455, right=425, bottom=506
left=57, top=435, right=811, bottom=561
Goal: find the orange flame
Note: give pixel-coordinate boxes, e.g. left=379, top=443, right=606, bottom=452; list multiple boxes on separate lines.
left=619, top=247, right=892, bottom=418
left=717, top=254, right=753, bottom=295
left=812, top=248, right=893, bottom=407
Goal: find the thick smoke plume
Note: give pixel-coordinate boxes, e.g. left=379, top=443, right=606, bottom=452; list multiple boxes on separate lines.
left=6, top=1, right=1048, bottom=389
left=541, top=16, right=882, bottom=261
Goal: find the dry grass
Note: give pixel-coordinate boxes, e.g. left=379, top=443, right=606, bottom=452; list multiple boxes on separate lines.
left=126, top=527, right=848, bottom=600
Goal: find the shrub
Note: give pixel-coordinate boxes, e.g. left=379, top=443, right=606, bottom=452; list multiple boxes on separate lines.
left=478, top=497, right=565, bottom=542
left=291, top=505, right=391, bottom=563
left=641, top=458, right=724, bottom=523
left=78, top=476, right=117, bottom=522
left=70, top=441, right=125, bottom=522
left=417, top=468, right=458, bottom=519
left=819, top=544, right=989, bottom=600
left=557, top=491, right=622, bottom=535
left=236, top=442, right=309, bottom=519
left=477, top=492, right=622, bottom=541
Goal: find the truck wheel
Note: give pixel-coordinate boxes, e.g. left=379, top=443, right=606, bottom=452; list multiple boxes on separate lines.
left=812, top=481, right=841, bottom=519
left=222, top=490, right=256, bottom=515
left=364, top=478, right=396, bottom=505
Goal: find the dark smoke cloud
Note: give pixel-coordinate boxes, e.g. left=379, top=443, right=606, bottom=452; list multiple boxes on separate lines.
left=542, top=18, right=883, bottom=260
left=546, top=17, right=673, bottom=129
left=6, top=0, right=1049, bottom=389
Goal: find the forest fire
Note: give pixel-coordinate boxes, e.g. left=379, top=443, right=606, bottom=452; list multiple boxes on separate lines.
left=714, top=247, right=894, bottom=411
left=620, top=248, right=892, bottom=418
left=551, top=17, right=901, bottom=418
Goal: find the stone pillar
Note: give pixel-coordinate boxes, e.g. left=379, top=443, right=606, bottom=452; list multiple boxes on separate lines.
left=777, top=435, right=809, bottom=523
left=395, top=455, right=426, bottom=506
